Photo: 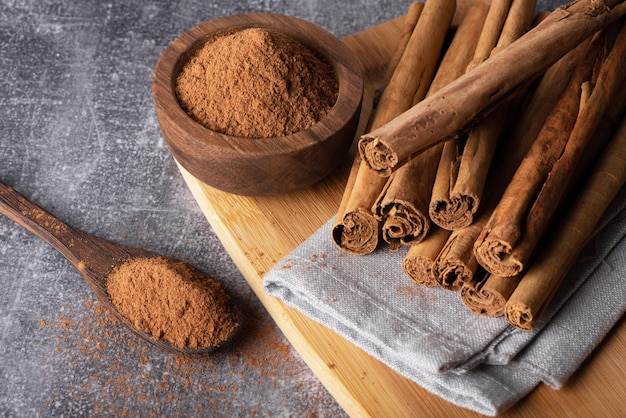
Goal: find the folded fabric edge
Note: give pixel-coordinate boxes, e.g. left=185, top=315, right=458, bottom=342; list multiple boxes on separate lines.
left=262, top=186, right=626, bottom=414
left=455, top=185, right=626, bottom=370
left=264, top=273, right=542, bottom=416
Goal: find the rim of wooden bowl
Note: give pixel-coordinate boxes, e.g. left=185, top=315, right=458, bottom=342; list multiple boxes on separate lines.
left=152, top=12, right=364, bottom=158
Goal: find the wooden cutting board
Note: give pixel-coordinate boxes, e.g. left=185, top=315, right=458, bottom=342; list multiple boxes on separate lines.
left=176, top=4, right=626, bottom=416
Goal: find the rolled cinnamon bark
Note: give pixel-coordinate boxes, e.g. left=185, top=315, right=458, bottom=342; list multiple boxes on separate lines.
left=429, top=0, right=536, bottom=230
left=498, top=36, right=592, bottom=167
left=402, top=226, right=451, bottom=287
left=358, top=0, right=626, bottom=176
left=460, top=53, right=626, bottom=317
left=332, top=156, right=384, bottom=255
left=383, top=2, right=425, bottom=84
left=467, top=0, right=513, bottom=72
left=376, top=178, right=431, bottom=251
left=332, top=2, right=425, bottom=255
left=433, top=222, right=482, bottom=291
left=475, top=23, right=626, bottom=277
left=373, top=1, right=481, bottom=251
left=431, top=23, right=590, bottom=293
left=461, top=273, right=521, bottom=317
left=372, top=2, right=425, bottom=107
left=505, top=110, right=626, bottom=330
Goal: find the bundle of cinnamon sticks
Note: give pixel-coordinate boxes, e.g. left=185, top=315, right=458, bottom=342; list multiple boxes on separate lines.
left=333, top=0, right=626, bottom=330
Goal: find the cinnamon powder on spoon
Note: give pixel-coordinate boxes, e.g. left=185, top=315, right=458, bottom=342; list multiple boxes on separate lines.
left=175, top=27, right=338, bottom=138
left=106, top=257, right=238, bottom=350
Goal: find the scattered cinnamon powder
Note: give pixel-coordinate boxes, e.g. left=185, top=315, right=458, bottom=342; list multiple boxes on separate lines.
left=175, top=27, right=338, bottom=138
left=105, top=256, right=238, bottom=350
left=37, top=296, right=342, bottom=416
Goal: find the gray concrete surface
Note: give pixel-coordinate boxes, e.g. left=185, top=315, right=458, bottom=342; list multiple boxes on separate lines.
left=0, top=0, right=561, bottom=416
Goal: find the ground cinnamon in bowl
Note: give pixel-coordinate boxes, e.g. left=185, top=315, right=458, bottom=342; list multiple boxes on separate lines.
left=175, top=27, right=339, bottom=139
left=105, top=256, right=239, bottom=351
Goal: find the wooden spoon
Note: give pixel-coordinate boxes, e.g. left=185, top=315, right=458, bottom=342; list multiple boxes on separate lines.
left=0, top=181, right=240, bottom=355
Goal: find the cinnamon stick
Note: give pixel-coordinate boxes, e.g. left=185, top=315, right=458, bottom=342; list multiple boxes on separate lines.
left=432, top=221, right=483, bottom=291
left=358, top=0, right=626, bottom=176
left=471, top=36, right=601, bottom=275
left=383, top=2, right=426, bottom=85
left=402, top=226, right=451, bottom=287
left=458, top=42, right=624, bottom=316
left=431, top=24, right=589, bottom=293
left=370, top=0, right=452, bottom=134
left=429, top=0, right=513, bottom=231
left=498, top=37, right=592, bottom=168
left=460, top=272, right=519, bottom=317
left=474, top=23, right=626, bottom=277
left=505, top=110, right=626, bottom=330
left=331, top=3, right=425, bottom=255
left=466, top=0, right=512, bottom=72
left=373, top=1, right=479, bottom=251
left=469, top=81, right=626, bottom=318
left=429, top=0, right=536, bottom=230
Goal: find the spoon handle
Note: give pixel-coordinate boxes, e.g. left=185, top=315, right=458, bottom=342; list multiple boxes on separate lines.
left=1, top=181, right=239, bottom=354
left=0, top=182, right=80, bottom=258
left=0, top=182, right=145, bottom=284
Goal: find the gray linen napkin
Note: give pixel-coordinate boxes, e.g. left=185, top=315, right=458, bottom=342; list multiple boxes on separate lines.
left=263, top=186, right=626, bottom=416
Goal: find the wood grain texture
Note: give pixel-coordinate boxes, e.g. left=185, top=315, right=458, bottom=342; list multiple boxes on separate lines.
left=176, top=5, right=626, bottom=417
left=0, top=182, right=226, bottom=355
left=153, top=13, right=363, bottom=196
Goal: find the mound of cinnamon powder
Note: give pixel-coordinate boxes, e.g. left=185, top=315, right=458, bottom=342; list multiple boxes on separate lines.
left=106, top=257, right=239, bottom=350
left=175, top=27, right=338, bottom=138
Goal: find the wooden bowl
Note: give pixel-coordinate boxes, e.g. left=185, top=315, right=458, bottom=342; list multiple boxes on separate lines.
left=152, top=13, right=364, bottom=196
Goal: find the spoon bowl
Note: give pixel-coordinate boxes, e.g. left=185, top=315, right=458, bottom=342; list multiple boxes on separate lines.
left=0, top=181, right=240, bottom=355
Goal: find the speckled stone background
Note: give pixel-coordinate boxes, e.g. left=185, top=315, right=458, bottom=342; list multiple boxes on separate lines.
left=0, top=0, right=561, bottom=416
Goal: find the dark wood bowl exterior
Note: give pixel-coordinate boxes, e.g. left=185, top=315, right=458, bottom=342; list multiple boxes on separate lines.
left=152, top=13, right=363, bottom=196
